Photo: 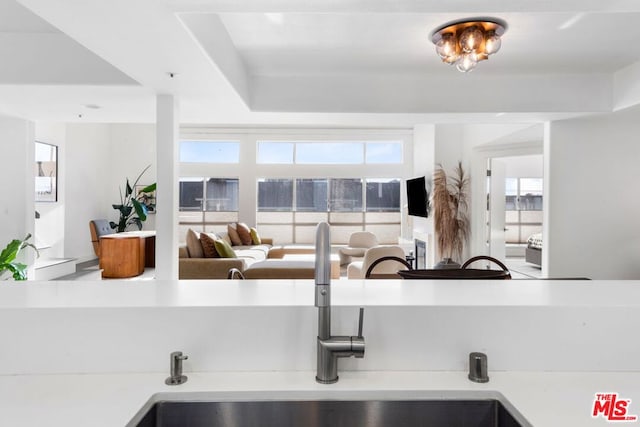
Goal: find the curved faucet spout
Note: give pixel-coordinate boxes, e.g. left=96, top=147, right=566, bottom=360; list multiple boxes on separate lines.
left=315, top=222, right=331, bottom=286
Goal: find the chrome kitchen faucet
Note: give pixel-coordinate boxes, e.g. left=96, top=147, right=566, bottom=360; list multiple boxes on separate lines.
left=314, top=222, right=365, bottom=384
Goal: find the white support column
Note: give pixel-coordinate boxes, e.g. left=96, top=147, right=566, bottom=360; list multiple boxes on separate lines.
left=155, top=95, right=179, bottom=280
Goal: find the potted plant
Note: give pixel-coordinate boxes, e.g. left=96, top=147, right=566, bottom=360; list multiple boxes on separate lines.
left=432, top=161, right=470, bottom=268
left=0, top=234, right=39, bottom=281
left=110, top=165, right=156, bottom=232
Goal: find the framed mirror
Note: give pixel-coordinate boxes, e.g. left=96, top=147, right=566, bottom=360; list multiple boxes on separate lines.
left=35, top=141, right=57, bottom=202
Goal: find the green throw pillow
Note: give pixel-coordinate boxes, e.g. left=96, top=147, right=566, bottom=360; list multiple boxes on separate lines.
left=214, top=239, right=237, bottom=258
left=250, top=227, right=262, bottom=245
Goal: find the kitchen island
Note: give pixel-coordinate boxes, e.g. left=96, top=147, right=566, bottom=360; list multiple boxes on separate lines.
left=1, top=279, right=639, bottom=426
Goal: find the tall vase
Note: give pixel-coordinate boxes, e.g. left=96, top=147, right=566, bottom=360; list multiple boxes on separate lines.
left=434, top=257, right=461, bottom=269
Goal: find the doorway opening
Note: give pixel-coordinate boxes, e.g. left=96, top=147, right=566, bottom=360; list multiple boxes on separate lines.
left=485, top=154, right=543, bottom=278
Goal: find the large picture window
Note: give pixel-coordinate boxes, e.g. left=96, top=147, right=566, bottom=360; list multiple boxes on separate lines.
left=296, top=179, right=328, bottom=212
left=365, top=179, right=401, bottom=212
left=365, top=142, right=403, bottom=163
left=329, top=179, right=362, bottom=212
left=296, top=142, right=363, bottom=164
left=180, top=141, right=240, bottom=163
left=205, top=178, right=238, bottom=211
left=256, top=140, right=402, bottom=164
left=257, top=142, right=294, bottom=164
left=179, top=178, right=239, bottom=212
left=258, top=179, right=293, bottom=211
left=257, top=178, right=399, bottom=213
left=505, top=177, right=543, bottom=244
left=506, top=178, right=543, bottom=211
left=179, top=128, right=409, bottom=244
left=179, top=178, right=204, bottom=211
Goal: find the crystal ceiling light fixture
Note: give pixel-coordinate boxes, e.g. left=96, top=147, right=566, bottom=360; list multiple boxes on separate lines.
left=431, top=18, right=507, bottom=72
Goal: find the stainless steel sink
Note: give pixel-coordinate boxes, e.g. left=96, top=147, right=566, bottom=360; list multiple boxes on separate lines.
left=128, top=391, right=532, bottom=427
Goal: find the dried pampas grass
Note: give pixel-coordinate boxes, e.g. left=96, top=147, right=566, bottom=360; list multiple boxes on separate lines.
left=433, top=161, right=470, bottom=262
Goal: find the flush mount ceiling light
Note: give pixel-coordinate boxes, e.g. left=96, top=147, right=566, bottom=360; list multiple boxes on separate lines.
left=431, top=18, right=507, bottom=73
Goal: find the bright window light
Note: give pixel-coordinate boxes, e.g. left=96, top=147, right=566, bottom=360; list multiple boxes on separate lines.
left=257, top=141, right=294, bottom=164
left=296, top=142, right=363, bottom=164
left=180, top=141, right=240, bottom=163
left=365, top=142, right=402, bottom=163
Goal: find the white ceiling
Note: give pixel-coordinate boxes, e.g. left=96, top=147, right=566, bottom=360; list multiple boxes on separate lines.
left=218, top=12, right=640, bottom=75
left=2, top=0, right=640, bottom=125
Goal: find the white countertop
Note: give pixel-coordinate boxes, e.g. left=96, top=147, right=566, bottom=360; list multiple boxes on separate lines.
left=100, top=230, right=156, bottom=238
left=2, top=279, right=639, bottom=426
left=2, top=278, right=640, bottom=308
left=0, top=370, right=637, bottom=426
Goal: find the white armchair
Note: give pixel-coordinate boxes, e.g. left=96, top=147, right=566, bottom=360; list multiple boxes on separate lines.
left=338, top=231, right=378, bottom=265
left=347, top=245, right=409, bottom=279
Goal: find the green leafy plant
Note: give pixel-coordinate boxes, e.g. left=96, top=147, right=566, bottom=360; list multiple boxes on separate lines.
left=0, top=234, right=39, bottom=281
left=110, top=165, right=156, bottom=232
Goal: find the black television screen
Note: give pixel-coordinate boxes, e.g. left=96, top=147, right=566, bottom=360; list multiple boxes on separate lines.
left=406, top=176, right=428, bottom=217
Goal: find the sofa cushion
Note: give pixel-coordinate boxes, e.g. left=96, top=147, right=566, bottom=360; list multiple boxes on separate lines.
left=250, top=227, right=262, bottom=245
left=236, top=222, right=253, bottom=245
left=185, top=228, right=204, bottom=258
left=227, top=223, right=242, bottom=246
left=214, top=239, right=237, bottom=258
left=234, top=246, right=270, bottom=261
left=178, top=246, right=189, bottom=258
left=267, top=245, right=316, bottom=259
left=199, top=233, right=220, bottom=258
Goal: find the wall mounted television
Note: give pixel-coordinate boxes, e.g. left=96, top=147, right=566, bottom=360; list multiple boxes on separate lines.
left=406, top=176, right=429, bottom=218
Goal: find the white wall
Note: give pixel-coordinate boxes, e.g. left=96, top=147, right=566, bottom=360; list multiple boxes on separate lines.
left=63, top=123, right=157, bottom=262
left=434, top=124, right=465, bottom=172
left=0, top=114, right=35, bottom=277
left=108, top=124, right=157, bottom=231
left=503, top=154, right=543, bottom=178
left=64, top=124, right=112, bottom=261
left=408, top=124, right=435, bottom=238
left=462, top=124, right=535, bottom=148
left=34, top=123, right=66, bottom=258
left=545, top=107, right=640, bottom=279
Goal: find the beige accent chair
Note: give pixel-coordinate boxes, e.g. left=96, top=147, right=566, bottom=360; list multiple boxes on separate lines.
left=338, top=231, right=378, bottom=265
left=347, top=245, right=409, bottom=279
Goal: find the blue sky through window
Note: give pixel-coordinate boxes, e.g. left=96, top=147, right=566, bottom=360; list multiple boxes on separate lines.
left=256, top=141, right=402, bottom=164
left=366, top=141, right=402, bottom=163
left=180, top=141, right=240, bottom=163
left=296, top=142, right=363, bottom=164
left=257, top=142, right=294, bottom=163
